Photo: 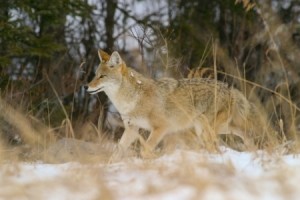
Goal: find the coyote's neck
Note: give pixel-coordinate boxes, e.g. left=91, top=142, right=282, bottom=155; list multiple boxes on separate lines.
left=105, top=68, right=153, bottom=114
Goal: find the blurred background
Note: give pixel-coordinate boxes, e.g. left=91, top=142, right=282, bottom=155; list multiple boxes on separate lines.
left=1, top=0, right=300, bottom=148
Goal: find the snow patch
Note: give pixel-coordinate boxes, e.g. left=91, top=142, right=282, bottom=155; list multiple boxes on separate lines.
left=1, top=147, right=300, bottom=199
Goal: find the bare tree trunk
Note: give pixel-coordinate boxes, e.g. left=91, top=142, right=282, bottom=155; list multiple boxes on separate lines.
left=96, top=0, right=118, bottom=133
left=105, top=0, right=117, bottom=51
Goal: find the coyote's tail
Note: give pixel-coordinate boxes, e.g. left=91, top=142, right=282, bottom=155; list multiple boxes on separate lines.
left=231, top=89, right=279, bottom=148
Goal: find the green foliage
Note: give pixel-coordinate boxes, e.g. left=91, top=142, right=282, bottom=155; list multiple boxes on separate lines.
left=0, top=0, right=95, bottom=129
left=0, top=0, right=92, bottom=67
left=163, top=0, right=257, bottom=68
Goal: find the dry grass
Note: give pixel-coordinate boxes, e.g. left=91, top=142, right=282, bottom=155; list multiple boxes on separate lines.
left=0, top=47, right=299, bottom=163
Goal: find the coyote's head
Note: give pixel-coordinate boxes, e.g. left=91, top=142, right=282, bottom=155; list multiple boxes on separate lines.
left=85, top=50, right=126, bottom=94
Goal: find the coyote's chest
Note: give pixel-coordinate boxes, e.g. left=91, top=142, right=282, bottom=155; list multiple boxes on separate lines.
left=108, top=94, right=137, bottom=115
left=113, top=99, right=137, bottom=114
left=104, top=87, right=139, bottom=115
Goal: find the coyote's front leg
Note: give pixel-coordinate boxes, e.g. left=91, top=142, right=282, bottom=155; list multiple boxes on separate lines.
left=109, top=124, right=139, bottom=162
left=140, top=127, right=167, bottom=159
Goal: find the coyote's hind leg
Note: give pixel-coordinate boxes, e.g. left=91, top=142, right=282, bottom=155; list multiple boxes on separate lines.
left=194, top=115, right=219, bottom=151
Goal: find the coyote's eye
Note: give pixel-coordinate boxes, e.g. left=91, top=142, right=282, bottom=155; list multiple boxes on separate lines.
left=98, top=75, right=106, bottom=79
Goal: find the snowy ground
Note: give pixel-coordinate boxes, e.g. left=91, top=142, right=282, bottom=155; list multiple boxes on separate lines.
left=1, top=146, right=300, bottom=200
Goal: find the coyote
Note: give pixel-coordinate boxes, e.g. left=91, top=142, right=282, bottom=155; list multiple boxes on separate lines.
left=85, top=50, right=275, bottom=158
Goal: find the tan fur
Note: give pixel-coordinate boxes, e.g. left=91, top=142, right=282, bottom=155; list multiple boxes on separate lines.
left=86, top=50, right=276, bottom=159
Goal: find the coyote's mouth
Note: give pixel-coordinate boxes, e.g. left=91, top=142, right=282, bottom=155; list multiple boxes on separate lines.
left=87, top=87, right=103, bottom=94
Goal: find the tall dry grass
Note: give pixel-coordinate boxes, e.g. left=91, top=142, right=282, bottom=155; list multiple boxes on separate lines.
left=1, top=1, right=300, bottom=164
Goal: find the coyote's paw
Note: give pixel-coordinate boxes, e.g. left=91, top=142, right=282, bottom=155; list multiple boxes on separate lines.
left=140, top=148, right=157, bottom=159
left=108, top=145, right=124, bottom=163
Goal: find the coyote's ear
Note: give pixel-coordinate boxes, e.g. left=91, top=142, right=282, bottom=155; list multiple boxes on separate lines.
left=98, top=49, right=110, bottom=63
left=109, top=51, right=122, bottom=66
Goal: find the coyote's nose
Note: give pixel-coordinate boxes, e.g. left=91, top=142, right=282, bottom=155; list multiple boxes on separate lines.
left=84, top=85, right=88, bottom=90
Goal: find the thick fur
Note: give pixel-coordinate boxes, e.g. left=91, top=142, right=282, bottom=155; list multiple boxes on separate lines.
left=86, top=50, right=275, bottom=158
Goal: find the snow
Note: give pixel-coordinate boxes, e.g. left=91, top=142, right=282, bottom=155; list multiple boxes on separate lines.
left=1, top=147, right=300, bottom=199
